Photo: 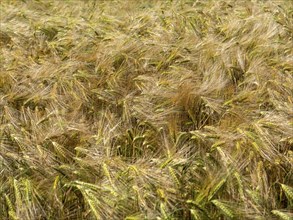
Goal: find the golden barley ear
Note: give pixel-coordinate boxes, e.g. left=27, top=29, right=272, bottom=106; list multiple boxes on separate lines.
left=5, top=193, right=20, bottom=220
left=281, top=184, right=293, bottom=206
left=271, top=210, right=293, bottom=220
left=211, top=200, right=234, bottom=219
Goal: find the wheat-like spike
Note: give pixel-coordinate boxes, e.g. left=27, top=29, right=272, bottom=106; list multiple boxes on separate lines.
left=52, top=141, right=67, bottom=158
left=103, top=163, right=113, bottom=185
left=83, top=192, right=101, bottom=220
left=187, top=200, right=210, bottom=218
left=168, top=166, right=180, bottom=187
left=5, top=194, right=16, bottom=217
left=53, top=176, right=59, bottom=190
left=257, top=161, right=264, bottom=182
left=13, top=179, right=22, bottom=211
left=8, top=211, right=19, bottom=220
left=160, top=202, right=168, bottom=219
left=281, top=184, right=293, bottom=204
left=102, top=163, right=118, bottom=196
left=132, top=185, right=141, bottom=204
left=102, top=185, right=118, bottom=197
left=70, top=180, right=101, bottom=192
left=271, top=210, right=293, bottom=220
left=211, top=200, right=234, bottom=218
left=208, top=178, right=226, bottom=201
left=157, top=188, right=166, bottom=201
left=160, top=157, right=173, bottom=169
left=23, top=179, right=32, bottom=204
left=129, top=165, right=139, bottom=175
left=234, top=172, right=245, bottom=200
left=190, top=209, right=201, bottom=220
left=252, top=142, right=261, bottom=153
left=246, top=189, right=261, bottom=205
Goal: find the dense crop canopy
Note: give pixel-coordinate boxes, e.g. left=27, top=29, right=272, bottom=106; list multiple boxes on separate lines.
left=0, top=0, right=292, bottom=219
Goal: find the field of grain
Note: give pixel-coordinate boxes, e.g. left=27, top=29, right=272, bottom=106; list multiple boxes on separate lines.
left=0, top=0, right=292, bottom=219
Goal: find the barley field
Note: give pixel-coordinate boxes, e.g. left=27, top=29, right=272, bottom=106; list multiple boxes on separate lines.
left=0, top=0, right=292, bottom=219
